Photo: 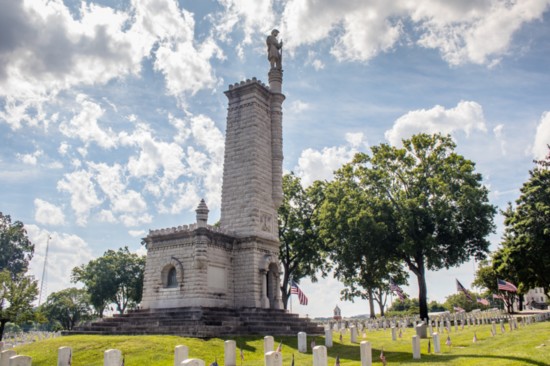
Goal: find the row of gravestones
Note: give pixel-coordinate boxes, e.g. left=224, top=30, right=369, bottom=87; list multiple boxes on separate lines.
left=1, top=332, right=61, bottom=349
left=327, top=308, right=512, bottom=332
left=0, top=336, right=377, bottom=366
left=1, top=312, right=548, bottom=366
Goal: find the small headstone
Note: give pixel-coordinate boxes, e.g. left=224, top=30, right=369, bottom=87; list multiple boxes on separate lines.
left=1, top=350, right=17, bottom=366
left=350, top=326, right=357, bottom=343
left=174, top=345, right=189, bottom=366
left=359, top=341, right=372, bottom=366
left=104, top=349, right=123, bottom=366
left=324, top=329, right=333, bottom=348
left=58, top=346, right=72, bottom=366
left=391, top=327, right=397, bottom=341
left=224, top=340, right=236, bottom=366
left=412, top=335, right=421, bottom=359
left=8, top=355, right=32, bottom=366
left=432, top=333, right=441, bottom=354
left=264, top=336, right=274, bottom=354
left=297, top=332, right=307, bottom=353
left=181, top=359, right=205, bottom=366
left=264, top=351, right=282, bottom=366
left=312, top=346, right=327, bottom=366
left=415, top=322, right=427, bottom=339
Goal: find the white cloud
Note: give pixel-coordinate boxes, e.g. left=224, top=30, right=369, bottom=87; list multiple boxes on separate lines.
left=17, top=149, right=43, bottom=165
left=288, top=100, right=311, bottom=114
left=295, top=132, right=368, bottom=186
left=277, top=0, right=550, bottom=66
left=26, top=225, right=94, bottom=302
left=57, top=169, right=103, bottom=226
left=128, top=230, right=147, bottom=238
left=214, top=0, right=274, bottom=46
left=34, top=198, right=65, bottom=226
left=384, top=100, right=487, bottom=146
left=532, top=111, right=550, bottom=160
left=59, top=94, right=117, bottom=149
left=493, top=124, right=506, bottom=155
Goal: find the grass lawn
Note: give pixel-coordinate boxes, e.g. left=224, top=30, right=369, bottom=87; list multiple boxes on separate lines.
left=12, top=321, right=550, bottom=366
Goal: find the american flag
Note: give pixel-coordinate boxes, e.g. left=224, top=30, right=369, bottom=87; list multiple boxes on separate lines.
left=446, top=336, right=452, bottom=347
left=210, top=359, right=219, bottom=366
left=453, top=306, right=465, bottom=313
left=492, top=293, right=503, bottom=300
left=389, top=279, right=405, bottom=300
left=291, top=281, right=308, bottom=305
left=276, top=340, right=283, bottom=353
left=335, top=354, right=340, bottom=366
left=240, top=348, right=244, bottom=361
left=456, top=279, right=473, bottom=301
left=380, top=349, right=386, bottom=366
left=477, top=297, right=489, bottom=306
left=497, top=279, right=517, bottom=292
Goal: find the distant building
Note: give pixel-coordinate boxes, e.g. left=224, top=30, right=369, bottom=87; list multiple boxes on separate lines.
left=333, top=305, right=342, bottom=320
left=524, top=287, right=548, bottom=309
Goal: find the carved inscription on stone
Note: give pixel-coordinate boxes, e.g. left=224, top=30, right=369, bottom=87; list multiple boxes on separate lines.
left=260, top=212, right=273, bottom=233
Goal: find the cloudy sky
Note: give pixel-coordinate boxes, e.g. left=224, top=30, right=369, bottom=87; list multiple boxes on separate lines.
left=1, top=0, right=549, bottom=318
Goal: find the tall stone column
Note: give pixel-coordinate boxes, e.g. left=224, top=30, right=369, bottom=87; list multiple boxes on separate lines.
left=269, top=69, right=285, bottom=209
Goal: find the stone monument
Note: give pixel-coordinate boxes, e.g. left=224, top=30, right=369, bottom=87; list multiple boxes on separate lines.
left=70, top=31, right=322, bottom=337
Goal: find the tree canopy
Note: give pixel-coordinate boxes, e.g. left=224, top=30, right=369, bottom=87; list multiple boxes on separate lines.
left=278, top=173, right=325, bottom=309
left=0, top=270, right=38, bottom=340
left=495, top=149, right=550, bottom=297
left=40, top=287, right=91, bottom=330
left=319, top=133, right=495, bottom=320
left=0, top=212, right=34, bottom=277
left=72, top=247, right=145, bottom=317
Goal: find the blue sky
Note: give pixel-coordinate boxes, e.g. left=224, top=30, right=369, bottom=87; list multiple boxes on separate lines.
left=1, top=0, right=549, bottom=318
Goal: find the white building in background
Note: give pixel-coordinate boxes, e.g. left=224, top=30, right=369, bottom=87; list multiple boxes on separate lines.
left=524, top=287, right=548, bottom=309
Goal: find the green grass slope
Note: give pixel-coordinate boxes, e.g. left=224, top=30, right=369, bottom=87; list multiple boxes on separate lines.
left=12, top=321, right=550, bottom=366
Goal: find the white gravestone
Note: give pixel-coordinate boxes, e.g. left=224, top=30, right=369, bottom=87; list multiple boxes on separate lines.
left=297, top=332, right=307, bottom=353
left=325, top=329, right=333, bottom=348
left=8, top=356, right=32, bottom=366
left=0, top=343, right=3, bottom=352
left=1, top=351, right=17, bottom=366
left=104, top=349, right=123, bottom=366
left=350, top=326, right=357, bottom=343
left=264, top=352, right=282, bottom=366
left=58, top=347, right=72, bottom=366
left=181, top=359, right=205, bottom=366
left=264, top=336, right=274, bottom=354
left=224, top=340, right=236, bottom=366
left=174, top=345, right=189, bottom=366
left=432, top=333, right=441, bottom=354
left=412, top=335, right=421, bottom=359
left=359, top=341, right=372, bottom=366
left=312, top=346, right=327, bottom=366
left=391, top=327, right=397, bottom=341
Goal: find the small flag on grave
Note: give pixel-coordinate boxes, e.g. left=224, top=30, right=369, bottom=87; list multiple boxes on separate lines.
left=291, top=354, right=295, bottom=366
left=446, top=335, right=452, bottom=347
left=335, top=354, right=340, bottom=366
left=473, top=332, right=477, bottom=343
left=277, top=340, right=283, bottom=353
left=210, top=358, right=219, bottom=366
left=240, top=348, right=244, bottom=361
left=428, top=339, right=431, bottom=353
left=339, top=332, right=343, bottom=343
left=380, top=349, right=387, bottom=366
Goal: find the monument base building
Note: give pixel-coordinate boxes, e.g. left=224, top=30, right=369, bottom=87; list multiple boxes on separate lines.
left=70, top=38, right=323, bottom=336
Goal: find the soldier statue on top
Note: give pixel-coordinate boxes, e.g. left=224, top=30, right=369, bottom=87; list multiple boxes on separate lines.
left=266, top=29, right=283, bottom=69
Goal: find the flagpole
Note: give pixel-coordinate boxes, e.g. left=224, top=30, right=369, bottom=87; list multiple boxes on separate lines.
left=289, top=278, right=293, bottom=313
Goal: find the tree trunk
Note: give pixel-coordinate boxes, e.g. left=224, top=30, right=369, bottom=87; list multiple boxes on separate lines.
left=0, top=319, right=7, bottom=341
left=416, top=267, right=429, bottom=321
left=367, top=287, right=376, bottom=318
left=518, top=294, right=524, bottom=311
left=281, top=265, right=290, bottom=310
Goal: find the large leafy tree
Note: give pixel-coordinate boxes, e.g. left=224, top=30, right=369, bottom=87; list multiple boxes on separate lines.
left=278, top=173, right=325, bottom=309
left=72, top=247, right=145, bottom=316
left=324, top=134, right=495, bottom=320
left=0, top=270, right=38, bottom=340
left=0, top=213, right=34, bottom=277
left=319, top=172, right=407, bottom=317
left=495, top=149, right=550, bottom=297
left=473, top=259, right=515, bottom=312
left=41, top=287, right=92, bottom=330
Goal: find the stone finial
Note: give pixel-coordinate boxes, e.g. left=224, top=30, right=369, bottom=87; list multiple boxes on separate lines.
left=196, top=199, right=209, bottom=228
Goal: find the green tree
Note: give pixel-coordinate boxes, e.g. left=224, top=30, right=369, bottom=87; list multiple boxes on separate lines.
left=319, top=172, right=407, bottom=318
left=0, top=213, right=34, bottom=277
left=473, top=259, right=514, bottom=312
left=444, top=292, right=487, bottom=312
left=496, top=149, right=550, bottom=297
left=0, top=270, right=39, bottom=340
left=278, top=173, right=326, bottom=309
left=325, top=134, right=495, bottom=320
left=72, top=247, right=145, bottom=316
left=40, top=288, right=91, bottom=330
